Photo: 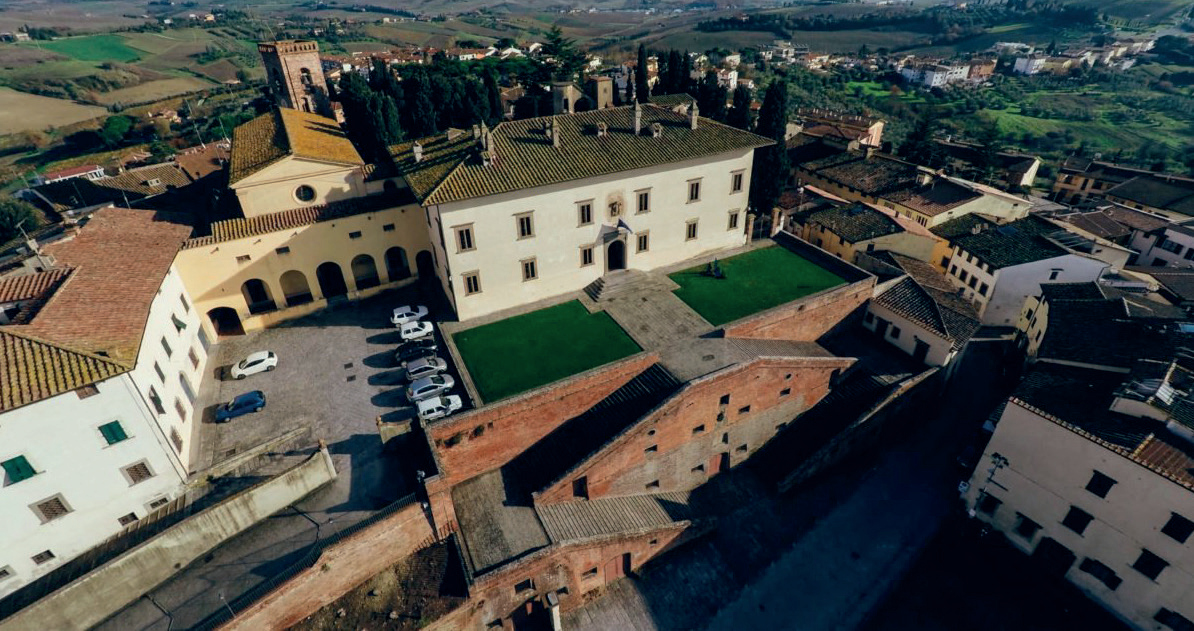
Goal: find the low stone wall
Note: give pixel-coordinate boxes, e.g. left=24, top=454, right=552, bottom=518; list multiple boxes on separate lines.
left=219, top=501, right=433, bottom=631
left=0, top=445, right=337, bottom=631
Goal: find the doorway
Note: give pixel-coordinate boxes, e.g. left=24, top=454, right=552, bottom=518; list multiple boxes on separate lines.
left=206, top=307, right=243, bottom=337
left=316, top=262, right=348, bottom=299
left=912, top=339, right=930, bottom=364
left=874, top=317, right=890, bottom=339
left=415, top=250, right=436, bottom=281
left=607, top=240, right=626, bottom=271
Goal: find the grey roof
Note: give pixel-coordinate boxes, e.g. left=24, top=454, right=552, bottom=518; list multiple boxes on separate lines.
left=1144, top=269, right=1194, bottom=302
left=1037, top=298, right=1189, bottom=369
left=538, top=492, right=696, bottom=542
left=1060, top=211, right=1131, bottom=241
left=1103, top=205, right=1171, bottom=233
left=1013, top=364, right=1153, bottom=448
left=451, top=469, right=549, bottom=575
left=946, top=215, right=1070, bottom=269
left=806, top=203, right=903, bottom=243
left=1106, top=175, right=1194, bottom=216
left=874, top=276, right=980, bottom=350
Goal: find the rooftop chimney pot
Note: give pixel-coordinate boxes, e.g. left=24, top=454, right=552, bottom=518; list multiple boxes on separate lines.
left=412, top=142, right=424, bottom=163
left=634, top=102, right=642, bottom=135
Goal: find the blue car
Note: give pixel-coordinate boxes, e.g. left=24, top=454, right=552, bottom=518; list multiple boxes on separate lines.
left=215, top=390, right=266, bottom=422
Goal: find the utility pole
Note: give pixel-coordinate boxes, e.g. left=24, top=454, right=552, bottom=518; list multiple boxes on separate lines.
left=17, top=218, right=51, bottom=270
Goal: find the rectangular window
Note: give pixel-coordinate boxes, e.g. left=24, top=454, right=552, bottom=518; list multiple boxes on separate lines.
left=235, top=255, right=250, bottom=264
left=578, top=201, right=593, bottom=226
left=0, top=566, right=11, bottom=580
left=967, top=277, right=978, bottom=289
left=686, top=220, right=699, bottom=241
left=455, top=225, right=475, bottom=252
left=1085, top=471, right=1116, bottom=499
left=581, top=246, right=594, bottom=267
left=977, top=492, right=1001, bottom=515
left=959, top=270, right=969, bottom=283
left=516, top=212, right=534, bottom=238
left=124, top=462, right=154, bottom=485
left=33, top=496, right=71, bottom=523
left=188, top=347, right=200, bottom=369
left=692, top=424, right=705, bottom=434
left=170, top=427, right=183, bottom=453
left=521, top=258, right=538, bottom=281
left=383, top=223, right=395, bottom=232
left=275, top=246, right=291, bottom=255
left=583, top=567, right=598, bottom=578
left=738, top=405, right=751, bottom=415
left=98, top=421, right=128, bottom=445
left=644, top=445, right=657, bottom=454
left=171, top=313, right=186, bottom=333
left=637, top=190, right=650, bottom=213
left=1014, top=513, right=1040, bottom=539
left=978, top=283, right=989, bottom=296
left=75, top=384, right=99, bottom=399
left=154, top=362, right=165, bottom=382
left=118, top=512, right=139, bottom=527
left=1079, top=558, right=1122, bottom=590
left=728, top=211, right=740, bottom=231
left=2, top=456, right=36, bottom=484
left=780, top=387, right=791, bottom=397
left=31, top=550, right=55, bottom=565
left=348, top=231, right=362, bottom=239
left=1162, top=513, right=1194, bottom=544
left=890, top=326, right=901, bottom=339
left=731, top=171, right=744, bottom=193
left=646, top=480, right=660, bottom=489
left=179, top=294, right=190, bottom=313
left=1156, top=609, right=1194, bottom=631
left=463, top=272, right=481, bottom=295
left=1062, top=506, right=1094, bottom=535
left=1049, top=269, right=1061, bottom=280
left=160, top=337, right=172, bottom=357
left=1132, top=549, right=1168, bottom=580
left=174, top=398, right=187, bottom=421
left=514, top=578, right=535, bottom=593
left=949, top=264, right=958, bottom=275
left=637, top=232, right=650, bottom=253
left=688, top=180, right=701, bottom=202
left=736, top=444, right=748, bottom=453
left=148, top=387, right=166, bottom=415
left=692, top=464, right=705, bottom=473
left=719, top=394, right=730, bottom=405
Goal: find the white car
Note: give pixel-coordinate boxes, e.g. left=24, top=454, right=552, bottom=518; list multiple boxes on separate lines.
left=399, top=321, right=434, bottom=341
left=405, top=356, right=448, bottom=381
left=391, top=305, right=429, bottom=326
left=406, top=374, right=455, bottom=402
left=229, top=351, right=277, bottom=380
left=416, top=395, right=464, bottom=421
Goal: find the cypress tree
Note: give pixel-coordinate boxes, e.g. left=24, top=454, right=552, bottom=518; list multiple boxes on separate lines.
left=484, top=71, right=503, bottom=123
left=635, top=44, right=650, bottom=103
left=749, top=80, right=790, bottom=216
left=728, top=85, right=752, bottom=130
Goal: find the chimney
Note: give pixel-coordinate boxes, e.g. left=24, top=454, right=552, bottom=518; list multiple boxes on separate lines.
left=690, top=100, right=699, bottom=130
left=651, top=122, right=663, bottom=138
left=916, top=170, right=933, bottom=186
left=482, top=150, right=495, bottom=167
left=471, top=124, right=480, bottom=139
left=634, top=102, right=642, bottom=135
left=548, top=118, right=561, bottom=148
left=596, top=121, right=608, bottom=137
left=412, top=142, right=423, bottom=163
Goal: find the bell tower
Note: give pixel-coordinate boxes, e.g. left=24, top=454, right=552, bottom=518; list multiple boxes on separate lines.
left=258, top=40, right=332, bottom=118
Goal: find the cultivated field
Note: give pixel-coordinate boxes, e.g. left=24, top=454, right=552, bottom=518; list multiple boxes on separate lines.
left=0, top=87, right=104, bottom=134
left=94, top=76, right=213, bottom=105
left=39, top=35, right=141, bottom=63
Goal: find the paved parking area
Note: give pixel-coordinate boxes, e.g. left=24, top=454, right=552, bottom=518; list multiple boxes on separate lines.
left=99, top=284, right=458, bottom=631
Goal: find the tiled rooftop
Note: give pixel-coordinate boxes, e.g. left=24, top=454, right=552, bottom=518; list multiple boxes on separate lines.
left=538, top=492, right=696, bottom=542
left=20, top=207, right=192, bottom=363
left=0, top=328, right=129, bottom=413
left=883, top=179, right=980, bottom=217
left=945, top=214, right=1069, bottom=269
left=228, top=108, right=363, bottom=185
left=874, top=274, right=979, bottom=350
left=0, top=268, right=73, bottom=305
left=806, top=203, right=904, bottom=243
left=799, top=151, right=919, bottom=197
left=184, top=194, right=407, bottom=248
left=1106, top=175, right=1194, bottom=216
left=30, top=163, right=193, bottom=212
left=390, top=104, right=771, bottom=206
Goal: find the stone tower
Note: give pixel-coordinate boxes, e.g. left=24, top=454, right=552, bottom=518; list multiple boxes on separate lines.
left=258, top=40, right=332, bottom=118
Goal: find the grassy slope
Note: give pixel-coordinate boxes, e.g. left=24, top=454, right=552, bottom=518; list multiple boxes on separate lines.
left=670, top=247, right=846, bottom=326
left=39, top=35, right=141, bottom=63
left=453, top=300, right=641, bottom=402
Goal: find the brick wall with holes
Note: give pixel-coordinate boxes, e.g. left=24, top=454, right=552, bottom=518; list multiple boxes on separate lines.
left=453, top=523, right=701, bottom=629
left=425, top=353, right=659, bottom=488
left=722, top=278, right=873, bottom=342
left=534, top=357, right=854, bottom=503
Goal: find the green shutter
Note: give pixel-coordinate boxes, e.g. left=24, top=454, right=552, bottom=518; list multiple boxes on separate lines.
left=2, top=455, right=36, bottom=483
left=99, top=421, right=128, bottom=445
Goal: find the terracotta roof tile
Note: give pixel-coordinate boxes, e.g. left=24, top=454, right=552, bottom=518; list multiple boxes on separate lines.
left=21, top=207, right=191, bottom=363
left=0, top=328, right=128, bottom=412
left=0, top=268, right=72, bottom=304
left=29, top=163, right=193, bottom=212
left=183, top=194, right=405, bottom=248
left=228, top=108, right=363, bottom=185
left=390, top=105, right=772, bottom=206
left=883, top=179, right=980, bottom=217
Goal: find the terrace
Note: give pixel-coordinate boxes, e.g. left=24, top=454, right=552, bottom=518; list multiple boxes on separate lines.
left=443, top=234, right=864, bottom=406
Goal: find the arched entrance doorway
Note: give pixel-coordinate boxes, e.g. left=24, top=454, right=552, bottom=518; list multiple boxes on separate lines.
left=316, top=262, right=348, bottom=300
left=241, top=279, right=276, bottom=314
left=279, top=270, right=312, bottom=307
left=207, top=307, right=243, bottom=337
left=351, top=254, right=380, bottom=290
left=385, top=246, right=411, bottom=282
left=415, top=250, right=435, bottom=280
left=607, top=240, right=626, bottom=271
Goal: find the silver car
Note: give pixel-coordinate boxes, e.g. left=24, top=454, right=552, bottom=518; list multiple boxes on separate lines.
left=406, top=374, right=455, bottom=402
left=405, top=356, right=448, bottom=381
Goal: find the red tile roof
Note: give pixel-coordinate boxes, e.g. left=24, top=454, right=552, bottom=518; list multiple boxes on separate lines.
left=0, top=268, right=73, bottom=304
left=42, top=164, right=102, bottom=180
left=183, top=195, right=399, bottom=248
left=0, top=328, right=128, bottom=413
left=1133, top=435, right=1194, bottom=490
left=21, top=207, right=192, bottom=363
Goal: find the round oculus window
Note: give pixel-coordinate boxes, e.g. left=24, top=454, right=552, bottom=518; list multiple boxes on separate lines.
left=295, top=185, right=316, bottom=202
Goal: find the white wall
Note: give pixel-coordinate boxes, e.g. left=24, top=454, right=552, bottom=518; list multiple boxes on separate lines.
left=965, top=401, right=1194, bottom=630
left=127, top=263, right=210, bottom=474
left=1135, top=227, right=1194, bottom=269
left=232, top=158, right=366, bottom=218
left=948, top=249, right=1108, bottom=326
left=0, top=374, right=184, bottom=597
left=863, top=301, right=955, bottom=367
left=437, top=149, right=754, bottom=321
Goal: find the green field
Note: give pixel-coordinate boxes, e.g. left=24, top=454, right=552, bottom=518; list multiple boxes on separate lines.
left=39, top=35, right=141, bottom=63
left=452, top=300, right=642, bottom=402
left=670, top=246, right=846, bottom=326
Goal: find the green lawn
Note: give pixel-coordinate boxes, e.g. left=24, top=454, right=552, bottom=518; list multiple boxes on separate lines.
left=452, top=300, right=641, bottom=402
left=670, top=246, right=846, bottom=326
left=39, top=35, right=141, bottom=63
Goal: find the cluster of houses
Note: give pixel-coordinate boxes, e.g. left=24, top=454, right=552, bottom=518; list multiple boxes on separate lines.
left=1011, top=37, right=1155, bottom=75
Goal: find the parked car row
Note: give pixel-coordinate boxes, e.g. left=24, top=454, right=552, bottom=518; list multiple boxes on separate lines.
left=217, top=351, right=277, bottom=422
left=391, top=304, right=464, bottom=421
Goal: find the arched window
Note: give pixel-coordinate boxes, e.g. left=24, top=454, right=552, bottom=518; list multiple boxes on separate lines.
left=300, top=67, right=313, bottom=86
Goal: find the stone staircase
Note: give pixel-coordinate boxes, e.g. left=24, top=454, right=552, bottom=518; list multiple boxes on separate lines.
left=583, top=270, right=678, bottom=303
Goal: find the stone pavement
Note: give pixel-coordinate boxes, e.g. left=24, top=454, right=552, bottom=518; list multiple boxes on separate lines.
left=97, top=286, right=449, bottom=631
left=562, top=343, right=1011, bottom=631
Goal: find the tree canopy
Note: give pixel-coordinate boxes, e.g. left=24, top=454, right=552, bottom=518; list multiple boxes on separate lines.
left=0, top=198, right=42, bottom=245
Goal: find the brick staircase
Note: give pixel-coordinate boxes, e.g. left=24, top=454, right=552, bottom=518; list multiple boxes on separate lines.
left=583, top=270, right=677, bottom=303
